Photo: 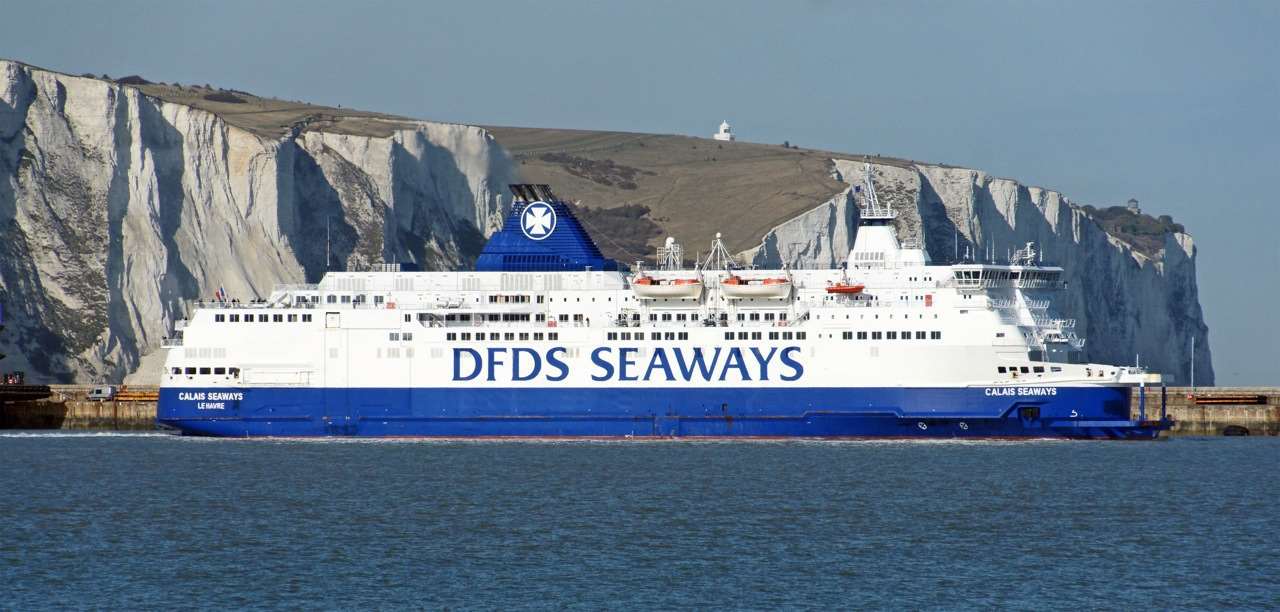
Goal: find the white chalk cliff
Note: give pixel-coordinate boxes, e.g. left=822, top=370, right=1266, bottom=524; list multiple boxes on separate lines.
left=0, top=60, right=516, bottom=383
left=746, top=160, right=1213, bottom=385
left=0, top=59, right=1212, bottom=386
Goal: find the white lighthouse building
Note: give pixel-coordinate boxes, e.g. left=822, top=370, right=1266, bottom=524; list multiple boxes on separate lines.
left=713, top=120, right=735, bottom=142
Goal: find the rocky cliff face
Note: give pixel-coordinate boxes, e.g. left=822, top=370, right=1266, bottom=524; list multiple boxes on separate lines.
left=0, top=61, right=516, bottom=383
left=748, top=159, right=1213, bottom=385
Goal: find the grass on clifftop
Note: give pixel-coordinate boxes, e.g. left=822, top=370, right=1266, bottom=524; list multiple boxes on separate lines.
left=1081, top=205, right=1185, bottom=257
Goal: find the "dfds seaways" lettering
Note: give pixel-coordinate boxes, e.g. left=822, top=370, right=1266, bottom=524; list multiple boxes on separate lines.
left=452, top=346, right=804, bottom=383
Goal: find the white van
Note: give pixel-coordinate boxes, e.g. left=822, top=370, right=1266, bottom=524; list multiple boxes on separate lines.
left=87, top=385, right=117, bottom=402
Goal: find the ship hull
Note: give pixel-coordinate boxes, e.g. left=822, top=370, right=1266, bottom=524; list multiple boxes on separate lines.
left=157, top=385, right=1168, bottom=439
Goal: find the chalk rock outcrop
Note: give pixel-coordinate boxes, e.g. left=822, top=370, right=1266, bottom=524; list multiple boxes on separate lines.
left=0, top=60, right=516, bottom=382
left=747, top=159, right=1213, bottom=384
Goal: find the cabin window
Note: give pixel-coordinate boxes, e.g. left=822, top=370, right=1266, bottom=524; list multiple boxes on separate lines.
left=765, top=313, right=775, bottom=321
left=198, top=367, right=211, bottom=375
left=489, top=333, right=499, bottom=341
left=998, top=366, right=1007, bottom=373
left=750, top=332, right=761, bottom=340
left=340, top=295, right=351, bottom=304
left=736, top=313, right=745, bottom=321
left=662, top=314, right=672, bottom=321
left=1050, top=366, right=1063, bottom=373
left=230, top=314, right=240, bottom=322
left=461, top=333, right=471, bottom=340
left=725, top=332, right=734, bottom=340
left=548, top=333, right=559, bottom=341
left=621, top=332, right=631, bottom=341
left=302, top=314, right=312, bottom=322
left=782, top=332, right=793, bottom=340
left=229, top=368, right=240, bottom=377
left=405, top=314, right=412, bottom=322
left=171, top=367, right=181, bottom=375
left=447, top=333, right=457, bottom=341
left=1033, top=366, right=1045, bottom=373
left=857, top=331, right=868, bottom=340
left=574, top=314, right=584, bottom=322
left=842, top=331, right=853, bottom=340
left=1020, top=366, right=1030, bottom=374
left=374, top=295, right=384, bottom=305
left=779, top=313, right=788, bottom=321
left=288, top=314, right=298, bottom=322
left=534, top=333, right=544, bottom=340
left=665, top=332, right=675, bottom=340
left=185, top=367, right=196, bottom=375
left=769, top=332, right=779, bottom=340
left=797, top=332, right=806, bottom=340
left=679, top=332, right=689, bottom=340
left=916, top=331, right=926, bottom=340
left=871, top=331, right=882, bottom=340
left=930, top=331, right=941, bottom=340
left=256, top=314, right=267, bottom=322
left=749, top=313, right=760, bottom=321
left=214, top=314, right=225, bottom=322
left=273, top=314, right=283, bottom=322
left=389, top=333, right=400, bottom=341
left=214, top=367, right=226, bottom=375
left=608, top=332, right=618, bottom=341
left=886, top=332, right=897, bottom=340
left=737, top=332, right=748, bottom=340
left=504, top=333, right=514, bottom=341
left=326, top=295, right=337, bottom=304
left=519, top=333, right=529, bottom=341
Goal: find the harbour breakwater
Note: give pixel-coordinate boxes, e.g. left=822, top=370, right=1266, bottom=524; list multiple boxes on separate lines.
left=1, top=386, right=1276, bottom=435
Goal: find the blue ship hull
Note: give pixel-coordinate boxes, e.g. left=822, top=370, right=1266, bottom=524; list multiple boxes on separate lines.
left=157, top=386, right=1170, bottom=439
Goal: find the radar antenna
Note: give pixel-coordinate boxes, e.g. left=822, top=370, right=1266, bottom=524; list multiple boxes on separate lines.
left=699, top=232, right=741, bottom=271
left=858, top=163, right=897, bottom=221
left=656, top=237, right=684, bottom=271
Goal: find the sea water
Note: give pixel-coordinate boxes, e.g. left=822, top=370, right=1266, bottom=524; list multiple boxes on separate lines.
left=1, top=434, right=1276, bottom=610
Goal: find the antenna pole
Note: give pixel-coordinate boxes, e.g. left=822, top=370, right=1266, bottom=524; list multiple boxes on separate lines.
left=326, top=217, right=331, bottom=271
left=1190, top=335, right=1195, bottom=389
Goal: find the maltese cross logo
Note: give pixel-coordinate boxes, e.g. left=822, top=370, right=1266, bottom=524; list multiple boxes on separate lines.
left=520, top=201, right=557, bottom=241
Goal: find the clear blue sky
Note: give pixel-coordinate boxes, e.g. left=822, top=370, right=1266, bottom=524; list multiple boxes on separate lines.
left=3, top=1, right=1277, bottom=384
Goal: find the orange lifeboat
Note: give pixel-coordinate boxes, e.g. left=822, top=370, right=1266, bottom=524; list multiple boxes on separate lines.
left=825, top=282, right=865, bottom=294
left=721, top=275, right=792, bottom=299
left=632, top=275, right=704, bottom=299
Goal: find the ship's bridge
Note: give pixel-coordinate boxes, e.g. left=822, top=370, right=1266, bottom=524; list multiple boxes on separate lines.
left=949, top=265, right=1064, bottom=291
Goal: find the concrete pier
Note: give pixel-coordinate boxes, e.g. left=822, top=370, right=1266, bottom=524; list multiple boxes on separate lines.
left=1, top=385, right=1277, bottom=435
left=1132, top=387, right=1279, bottom=436
left=0, top=385, right=158, bottom=430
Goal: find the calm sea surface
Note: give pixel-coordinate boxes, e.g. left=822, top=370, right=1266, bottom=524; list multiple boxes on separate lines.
left=1, top=434, right=1277, bottom=610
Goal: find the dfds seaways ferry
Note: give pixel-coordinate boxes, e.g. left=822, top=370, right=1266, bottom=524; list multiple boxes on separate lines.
left=158, top=168, right=1171, bottom=438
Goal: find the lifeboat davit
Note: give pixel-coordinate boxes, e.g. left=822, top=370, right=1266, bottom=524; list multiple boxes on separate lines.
left=631, top=275, right=704, bottom=299
left=720, top=275, right=792, bottom=299
left=825, top=282, right=865, bottom=294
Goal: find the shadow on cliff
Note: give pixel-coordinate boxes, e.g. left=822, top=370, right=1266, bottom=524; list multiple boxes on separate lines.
left=276, top=139, right=356, bottom=283
left=389, top=137, right=484, bottom=270
left=137, top=98, right=200, bottom=322
left=103, top=87, right=140, bottom=380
